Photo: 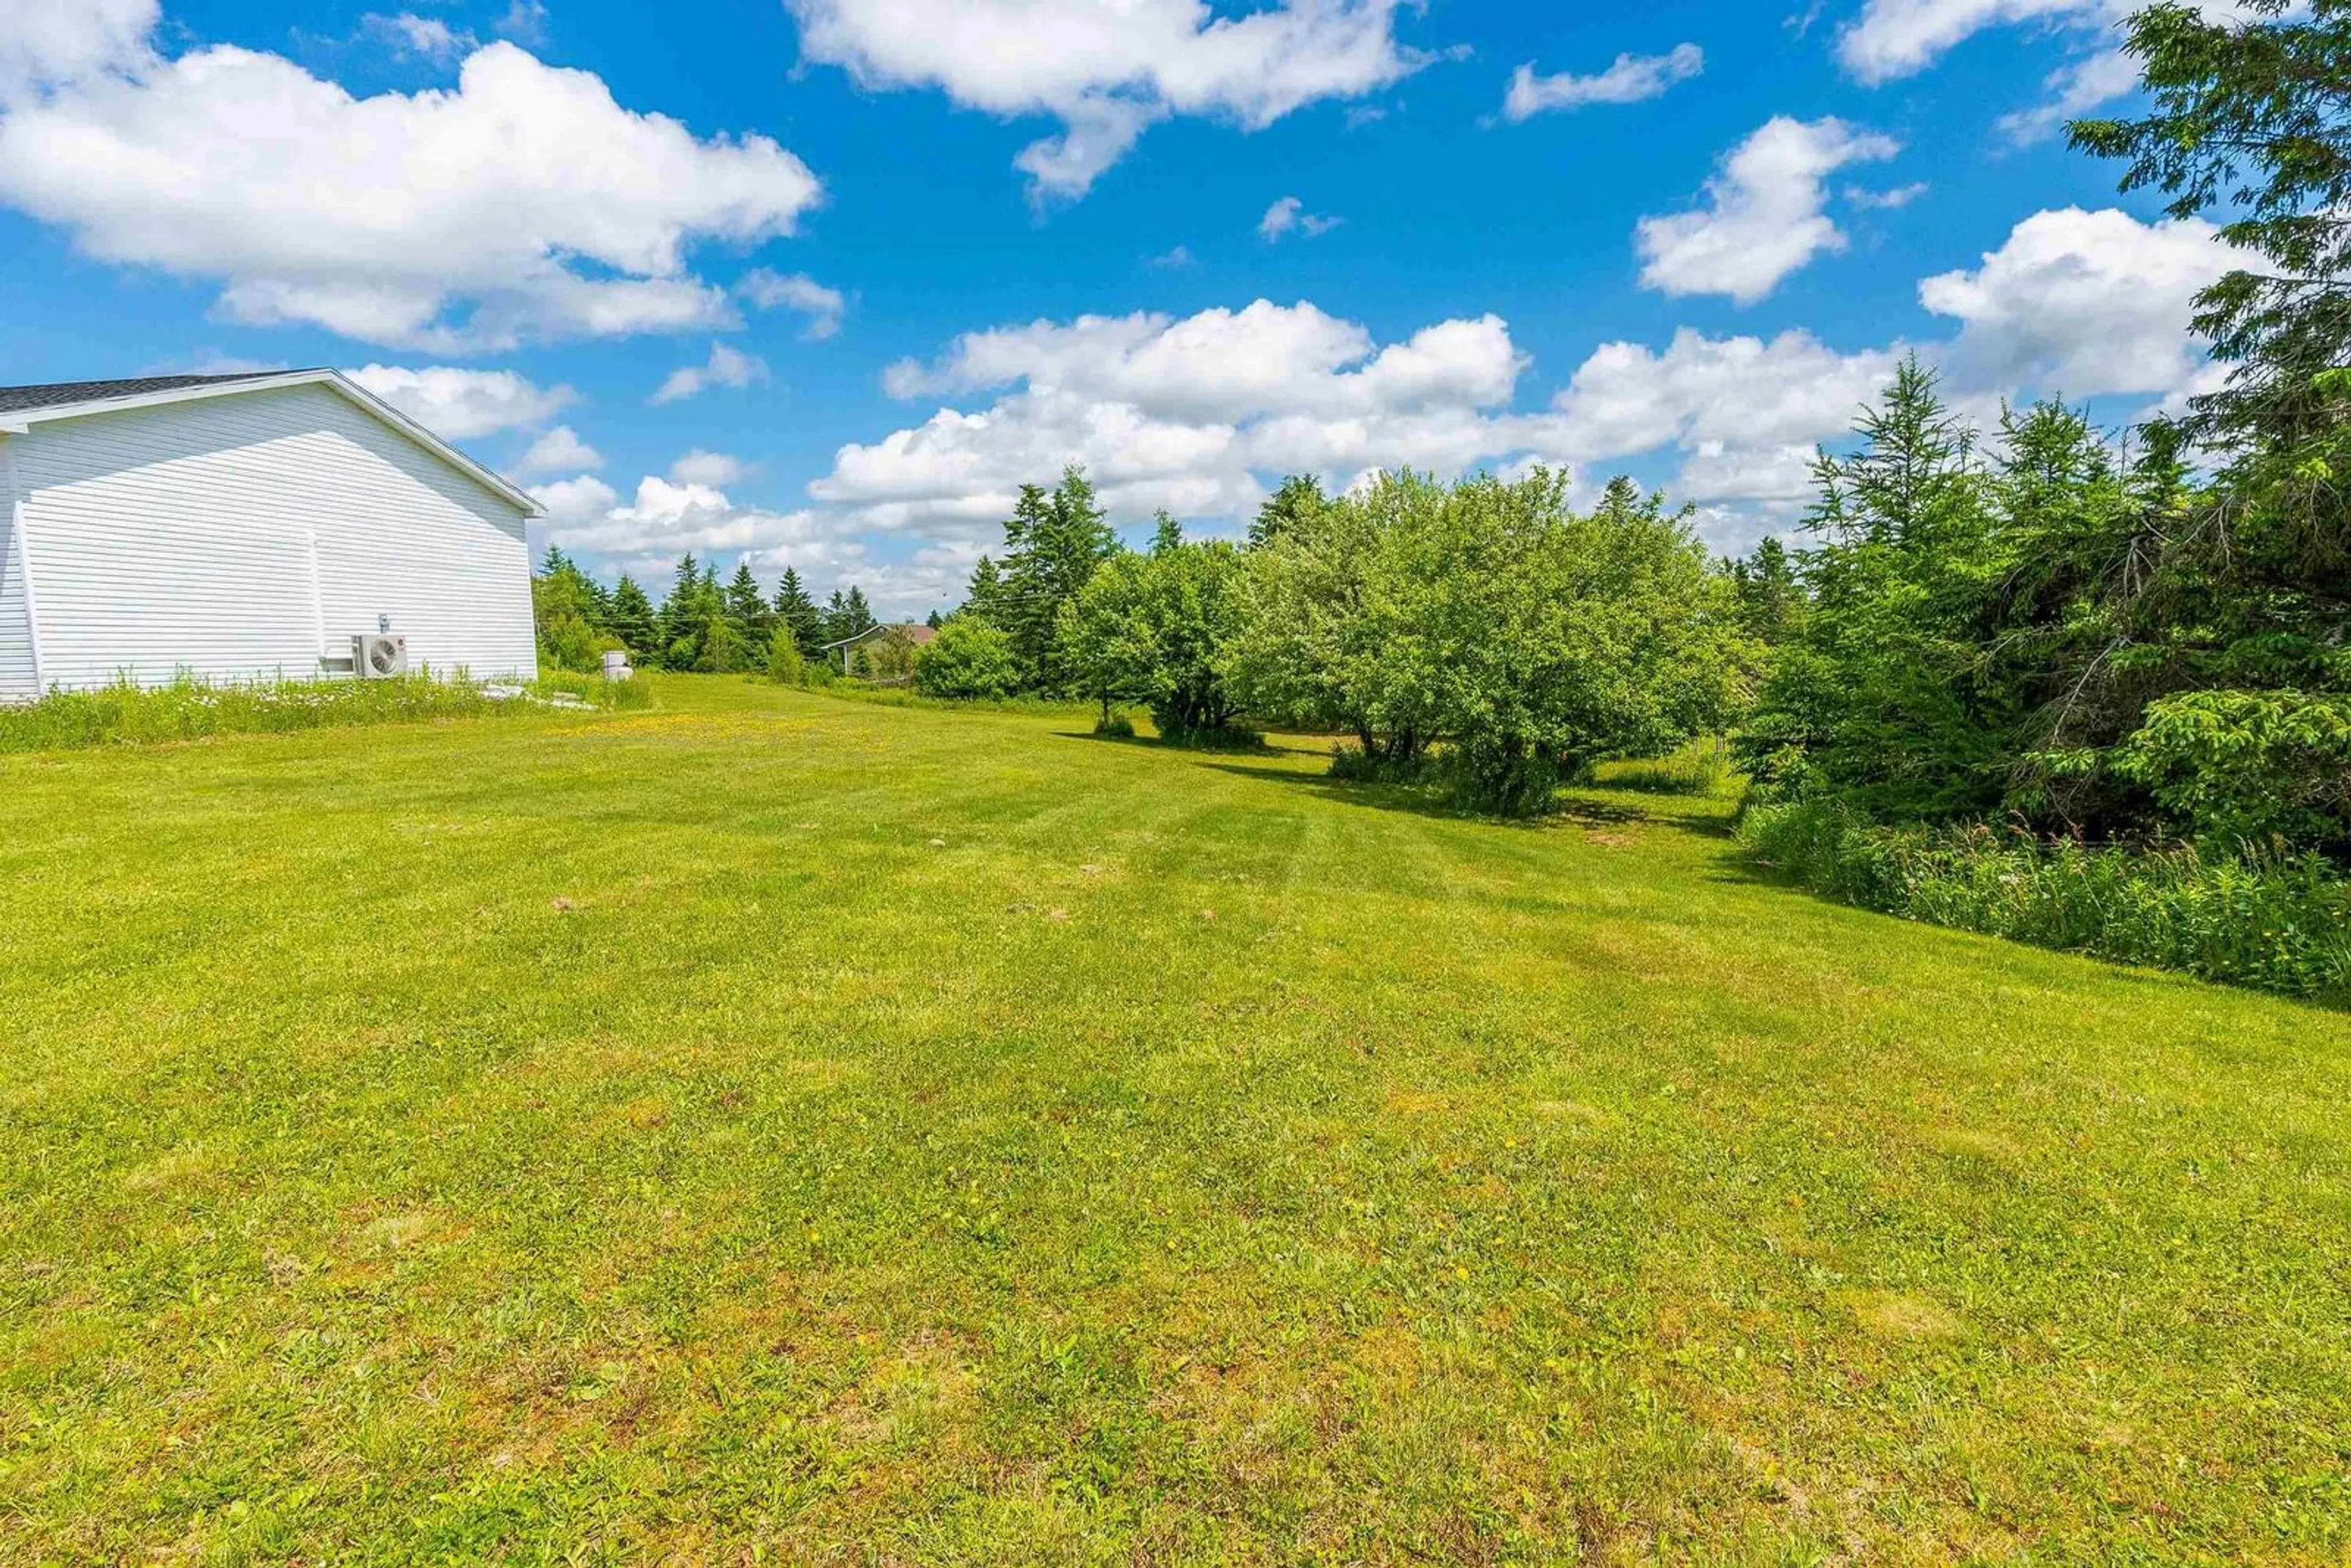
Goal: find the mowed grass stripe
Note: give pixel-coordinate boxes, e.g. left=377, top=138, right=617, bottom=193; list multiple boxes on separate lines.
left=1, top=674, right=2347, bottom=1562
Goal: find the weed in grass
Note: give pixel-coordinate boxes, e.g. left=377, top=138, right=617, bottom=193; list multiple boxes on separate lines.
left=1594, top=738, right=1738, bottom=798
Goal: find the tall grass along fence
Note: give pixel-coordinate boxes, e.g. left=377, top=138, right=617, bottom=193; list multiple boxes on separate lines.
left=0, top=670, right=648, bottom=754
left=1739, top=801, right=2351, bottom=1002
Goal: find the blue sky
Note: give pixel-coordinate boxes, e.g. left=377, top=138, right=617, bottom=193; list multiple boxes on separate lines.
left=0, top=0, right=2240, bottom=613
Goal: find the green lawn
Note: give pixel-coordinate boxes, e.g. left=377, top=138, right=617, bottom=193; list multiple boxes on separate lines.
left=3, top=677, right=2346, bottom=1564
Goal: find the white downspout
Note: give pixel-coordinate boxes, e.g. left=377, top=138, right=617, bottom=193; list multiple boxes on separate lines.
left=306, top=525, right=328, bottom=677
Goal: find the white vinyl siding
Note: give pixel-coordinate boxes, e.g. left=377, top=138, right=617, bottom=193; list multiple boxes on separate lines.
left=9, top=384, right=534, bottom=691
left=0, top=440, right=35, bottom=702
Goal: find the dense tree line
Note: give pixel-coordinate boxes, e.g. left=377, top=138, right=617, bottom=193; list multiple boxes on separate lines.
left=1733, top=0, right=2351, bottom=873
left=530, top=548, right=876, bottom=675
left=1696, top=0, right=2351, bottom=998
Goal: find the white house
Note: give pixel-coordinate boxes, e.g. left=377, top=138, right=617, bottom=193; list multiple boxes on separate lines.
left=0, top=369, right=541, bottom=700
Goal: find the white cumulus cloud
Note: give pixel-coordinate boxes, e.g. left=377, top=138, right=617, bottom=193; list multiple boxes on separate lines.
left=1259, top=195, right=1341, bottom=241
left=825, top=300, right=1542, bottom=538
left=1919, top=206, right=2247, bottom=399
left=0, top=28, right=822, bottom=350
left=0, top=0, right=157, bottom=104
left=1544, top=327, right=1905, bottom=462
left=345, top=363, right=576, bottom=439
left=530, top=473, right=622, bottom=528
left=364, top=13, right=478, bottom=64
left=539, top=474, right=822, bottom=560
left=738, top=268, right=846, bottom=339
left=1837, top=0, right=2087, bottom=86
left=1503, top=42, right=1702, bottom=121
left=514, top=424, right=604, bottom=475
left=670, top=449, right=754, bottom=487
left=783, top=0, right=1436, bottom=201
left=551, top=205, right=2242, bottom=579
left=1837, top=0, right=2266, bottom=139
left=1848, top=180, right=1929, bottom=209
left=651, top=342, right=770, bottom=404
left=1636, top=116, right=1902, bottom=304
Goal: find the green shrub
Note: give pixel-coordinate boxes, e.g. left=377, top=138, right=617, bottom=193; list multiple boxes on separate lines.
left=0, top=672, right=645, bottom=753
left=1093, top=708, right=1136, bottom=738
left=916, top=620, right=1021, bottom=700
left=767, top=635, right=810, bottom=687
left=537, top=608, right=626, bottom=674
left=2110, top=690, right=2351, bottom=855
left=1739, top=800, right=2351, bottom=1000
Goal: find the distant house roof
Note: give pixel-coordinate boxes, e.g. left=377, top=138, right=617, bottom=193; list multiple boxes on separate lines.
left=0, top=368, right=541, bottom=517
left=821, top=621, right=937, bottom=651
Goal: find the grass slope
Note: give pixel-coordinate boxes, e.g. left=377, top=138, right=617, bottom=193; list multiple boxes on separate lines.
left=2, top=677, right=2345, bottom=1564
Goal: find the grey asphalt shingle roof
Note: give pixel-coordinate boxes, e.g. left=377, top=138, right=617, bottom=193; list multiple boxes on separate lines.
left=0, top=370, right=306, bottom=418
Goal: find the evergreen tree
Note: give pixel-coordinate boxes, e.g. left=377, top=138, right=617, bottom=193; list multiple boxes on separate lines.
left=656, top=554, right=730, bottom=671
left=1730, top=537, right=1804, bottom=645
left=996, top=465, right=1116, bottom=693
left=1738, top=369, right=2004, bottom=822
left=658, top=553, right=703, bottom=658
left=607, top=574, right=658, bottom=660
left=1250, top=474, right=1327, bottom=546
left=772, top=566, right=823, bottom=656
left=724, top=560, right=776, bottom=661
left=962, top=555, right=1007, bottom=626
left=696, top=609, right=748, bottom=673
left=1841, top=356, right=1981, bottom=550
left=1003, top=484, right=1052, bottom=561
left=817, top=587, right=877, bottom=650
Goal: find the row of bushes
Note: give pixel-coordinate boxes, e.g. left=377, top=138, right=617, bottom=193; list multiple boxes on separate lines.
left=1738, top=800, right=2351, bottom=1002
left=0, top=670, right=648, bottom=753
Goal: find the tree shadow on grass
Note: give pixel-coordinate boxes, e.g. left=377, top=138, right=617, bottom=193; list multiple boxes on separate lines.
left=1049, top=730, right=1321, bottom=759
left=1199, top=760, right=1662, bottom=832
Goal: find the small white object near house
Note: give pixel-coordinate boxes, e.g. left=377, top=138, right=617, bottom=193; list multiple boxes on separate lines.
left=0, top=369, right=542, bottom=701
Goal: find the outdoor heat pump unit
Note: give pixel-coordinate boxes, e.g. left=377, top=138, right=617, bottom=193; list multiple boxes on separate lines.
left=353, top=632, right=409, bottom=678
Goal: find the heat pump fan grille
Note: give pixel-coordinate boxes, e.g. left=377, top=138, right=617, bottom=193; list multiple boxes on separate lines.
left=352, top=633, right=409, bottom=678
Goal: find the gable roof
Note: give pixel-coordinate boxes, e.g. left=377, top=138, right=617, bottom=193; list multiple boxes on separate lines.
left=0, top=368, right=542, bottom=517
left=0, top=372, right=291, bottom=418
